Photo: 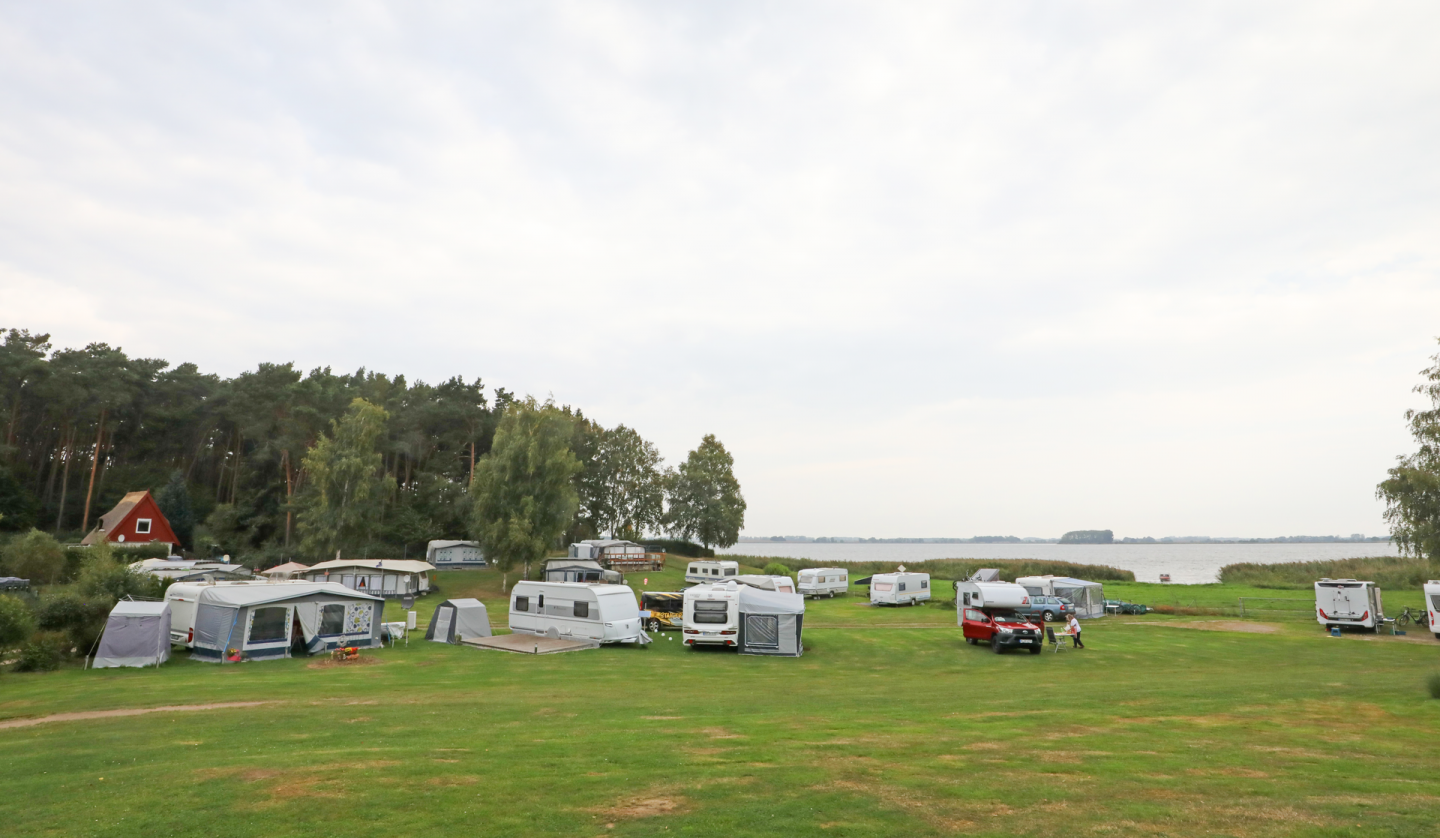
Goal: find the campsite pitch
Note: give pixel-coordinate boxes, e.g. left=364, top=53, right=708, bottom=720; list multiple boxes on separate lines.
left=2, top=570, right=1439, bottom=837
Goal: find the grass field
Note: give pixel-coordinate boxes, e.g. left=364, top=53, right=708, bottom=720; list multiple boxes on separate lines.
left=3, top=565, right=1439, bottom=838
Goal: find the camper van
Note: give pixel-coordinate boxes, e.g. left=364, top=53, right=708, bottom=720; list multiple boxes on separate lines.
left=1315, top=578, right=1385, bottom=631
left=797, top=568, right=848, bottom=598
left=868, top=572, right=931, bottom=606
left=1426, top=580, right=1440, bottom=640
left=955, top=581, right=1042, bottom=653
left=685, top=560, right=739, bottom=585
left=508, top=581, right=647, bottom=645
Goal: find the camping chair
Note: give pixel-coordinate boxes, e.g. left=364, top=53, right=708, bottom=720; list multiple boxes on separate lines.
left=1047, top=627, right=1070, bottom=653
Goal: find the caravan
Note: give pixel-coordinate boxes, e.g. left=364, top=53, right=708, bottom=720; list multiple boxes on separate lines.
left=508, top=581, right=647, bottom=645
left=1426, top=580, right=1440, bottom=641
left=685, top=560, right=739, bottom=584
left=732, top=574, right=796, bottom=594
left=1315, top=579, right=1385, bottom=631
left=164, top=580, right=383, bottom=662
left=868, top=572, right=931, bottom=606
left=797, top=568, right=848, bottom=598
left=682, top=581, right=805, bottom=655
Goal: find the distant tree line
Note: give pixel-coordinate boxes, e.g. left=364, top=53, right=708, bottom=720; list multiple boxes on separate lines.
left=0, top=327, right=745, bottom=570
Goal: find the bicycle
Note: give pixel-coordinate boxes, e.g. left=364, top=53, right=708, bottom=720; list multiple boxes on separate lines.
left=1393, top=606, right=1429, bottom=628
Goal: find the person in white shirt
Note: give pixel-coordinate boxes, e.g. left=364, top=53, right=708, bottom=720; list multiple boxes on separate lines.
left=1066, top=614, right=1085, bottom=649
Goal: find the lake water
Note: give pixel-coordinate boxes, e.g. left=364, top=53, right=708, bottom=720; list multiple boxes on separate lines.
left=716, top=541, right=1400, bottom=584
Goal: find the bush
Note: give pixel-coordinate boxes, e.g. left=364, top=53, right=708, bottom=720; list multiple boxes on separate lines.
left=1, top=529, right=66, bottom=585
left=1219, top=556, right=1435, bottom=590
left=36, top=594, right=112, bottom=653
left=1428, top=674, right=1440, bottom=700
left=762, top=562, right=793, bottom=580
left=76, top=545, right=164, bottom=601
left=0, top=594, right=35, bottom=648
left=13, top=631, right=68, bottom=672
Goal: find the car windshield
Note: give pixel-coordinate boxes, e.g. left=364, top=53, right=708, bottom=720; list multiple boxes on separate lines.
left=993, top=614, right=1030, bottom=625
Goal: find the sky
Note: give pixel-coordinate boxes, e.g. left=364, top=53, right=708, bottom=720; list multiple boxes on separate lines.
left=1, top=2, right=1437, bottom=539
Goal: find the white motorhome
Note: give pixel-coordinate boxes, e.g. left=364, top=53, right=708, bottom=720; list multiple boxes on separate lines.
left=1315, top=578, right=1384, bottom=631
left=508, top=581, right=647, bottom=645
left=1426, top=580, right=1440, bottom=641
left=954, top=581, right=1031, bottom=612
left=732, top=574, right=796, bottom=594
left=685, top=560, right=739, bottom=585
left=682, top=581, right=744, bottom=647
left=869, top=572, right=931, bottom=606
left=797, top=568, right=848, bottom=598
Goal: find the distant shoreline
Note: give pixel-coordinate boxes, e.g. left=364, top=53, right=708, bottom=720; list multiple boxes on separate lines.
left=737, top=537, right=1392, bottom=546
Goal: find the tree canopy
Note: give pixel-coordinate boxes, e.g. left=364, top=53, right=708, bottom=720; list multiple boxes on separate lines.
left=1378, top=340, right=1440, bottom=561
left=665, top=434, right=746, bottom=549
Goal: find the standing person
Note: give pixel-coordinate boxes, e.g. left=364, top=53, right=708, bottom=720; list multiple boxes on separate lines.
left=1067, top=614, right=1085, bottom=649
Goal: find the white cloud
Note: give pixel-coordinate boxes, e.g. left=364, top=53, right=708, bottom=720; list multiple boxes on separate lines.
left=0, top=1, right=1436, bottom=536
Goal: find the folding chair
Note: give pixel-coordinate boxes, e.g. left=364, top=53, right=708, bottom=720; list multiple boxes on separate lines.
left=1047, top=627, right=1070, bottom=653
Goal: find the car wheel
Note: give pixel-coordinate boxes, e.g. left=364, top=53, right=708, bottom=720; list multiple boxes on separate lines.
left=1028, top=645, right=1041, bottom=654
left=991, top=638, right=1003, bottom=654
left=1042, top=610, right=1054, bottom=622
left=646, top=618, right=661, bottom=633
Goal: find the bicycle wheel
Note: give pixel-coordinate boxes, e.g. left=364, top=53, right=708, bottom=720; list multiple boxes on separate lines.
left=1396, top=612, right=1411, bottom=627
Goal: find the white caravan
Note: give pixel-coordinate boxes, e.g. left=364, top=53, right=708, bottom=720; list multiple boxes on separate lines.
left=797, top=568, right=849, bottom=598
left=954, top=581, right=1031, bottom=613
left=683, top=582, right=743, bottom=647
left=508, top=581, right=647, bottom=645
left=1426, top=580, right=1440, bottom=641
left=1315, top=578, right=1385, bottom=631
left=869, top=572, right=931, bottom=606
left=685, top=560, right=739, bottom=585
left=732, top=574, right=796, bottom=594
left=164, top=580, right=305, bottom=646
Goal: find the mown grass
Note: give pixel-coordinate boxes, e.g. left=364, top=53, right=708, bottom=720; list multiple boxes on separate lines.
left=3, top=565, right=1440, bottom=838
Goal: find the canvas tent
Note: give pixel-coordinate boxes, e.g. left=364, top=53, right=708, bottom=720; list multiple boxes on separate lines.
left=187, top=581, right=383, bottom=662
left=1016, top=575, right=1106, bottom=618
left=425, top=598, right=493, bottom=643
left=737, top=586, right=804, bottom=657
left=264, top=562, right=310, bottom=579
left=93, top=600, right=172, bottom=668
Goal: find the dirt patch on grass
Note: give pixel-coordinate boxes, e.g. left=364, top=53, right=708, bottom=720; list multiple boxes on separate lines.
left=0, top=701, right=272, bottom=730
left=590, top=791, right=687, bottom=820
left=700, top=727, right=745, bottom=739
left=1130, top=620, right=1280, bottom=634
left=306, top=655, right=384, bottom=670
left=425, top=775, right=478, bottom=786
left=641, top=715, right=683, bottom=720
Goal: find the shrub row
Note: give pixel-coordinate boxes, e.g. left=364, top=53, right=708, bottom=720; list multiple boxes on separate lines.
left=1218, top=555, right=1437, bottom=589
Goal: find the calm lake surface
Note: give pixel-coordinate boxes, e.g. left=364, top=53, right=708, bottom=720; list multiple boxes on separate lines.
left=716, top=542, right=1400, bottom=584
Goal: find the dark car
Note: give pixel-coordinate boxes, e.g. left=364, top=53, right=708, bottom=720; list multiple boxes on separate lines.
left=1017, top=595, right=1073, bottom=623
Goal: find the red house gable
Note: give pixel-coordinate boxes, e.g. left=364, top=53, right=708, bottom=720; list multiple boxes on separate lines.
left=80, top=490, right=179, bottom=546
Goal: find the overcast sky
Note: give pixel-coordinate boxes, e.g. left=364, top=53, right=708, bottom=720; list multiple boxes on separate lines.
left=1, top=2, right=1437, bottom=538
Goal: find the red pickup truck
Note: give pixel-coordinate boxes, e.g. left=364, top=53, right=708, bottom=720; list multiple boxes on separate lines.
left=960, top=607, right=1043, bottom=654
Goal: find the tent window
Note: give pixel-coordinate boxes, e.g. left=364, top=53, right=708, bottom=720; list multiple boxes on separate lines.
left=693, top=601, right=728, bottom=624
left=573, top=601, right=590, bottom=619
left=514, top=596, right=529, bottom=612
left=319, top=604, right=345, bottom=635
left=135, top=518, right=152, bottom=534
left=745, top=615, right=780, bottom=648
left=248, top=607, right=288, bottom=643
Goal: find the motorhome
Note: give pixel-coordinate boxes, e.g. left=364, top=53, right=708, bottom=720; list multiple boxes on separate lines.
left=685, top=560, right=739, bottom=585
left=954, top=581, right=1031, bottom=612
left=955, top=581, right=1042, bottom=653
left=797, top=568, right=848, bottom=598
left=732, top=574, right=796, bottom=594
left=1315, top=578, right=1385, bottom=631
left=682, top=582, right=743, bottom=647
left=868, top=572, right=931, bottom=606
left=507, top=581, right=647, bottom=645
left=1426, top=580, right=1440, bottom=640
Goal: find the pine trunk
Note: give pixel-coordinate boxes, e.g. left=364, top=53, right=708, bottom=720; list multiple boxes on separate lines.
left=54, top=428, right=75, bottom=532
left=81, top=409, right=106, bottom=534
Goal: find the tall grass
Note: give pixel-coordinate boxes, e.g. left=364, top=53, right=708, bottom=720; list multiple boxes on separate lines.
left=1218, top=555, right=1436, bottom=589
left=721, top=555, right=1135, bottom=582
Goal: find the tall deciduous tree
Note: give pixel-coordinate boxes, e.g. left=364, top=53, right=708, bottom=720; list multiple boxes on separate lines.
left=665, top=434, right=746, bottom=550
left=593, top=425, right=666, bottom=539
left=296, top=398, right=393, bottom=561
left=469, top=397, right=581, bottom=591
left=1378, top=340, right=1440, bottom=561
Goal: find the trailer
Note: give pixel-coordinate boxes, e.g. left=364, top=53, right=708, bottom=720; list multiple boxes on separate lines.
left=868, top=572, right=931, bottom=606
left=508, top=581, right=648, bottom=645
left=685, top=560, right=739, bottom=585
left=797, top=567, right=849, bottom=598
left=1427, top=580, right=1440, bottom=641
left=1315, top=578, right=1384, bottom=631
left=682, top=581, right=804, bottom=656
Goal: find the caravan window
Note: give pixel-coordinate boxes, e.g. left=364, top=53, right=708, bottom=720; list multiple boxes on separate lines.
left=248, top=607, right=288, bottom=643
left=724, top=568, right=736, bottom=576
left=873, top=582, right=893, bottom=592
left=319, top=604, right=345, bottom=635
left=921, top=579, right=928, bottom=589
left=693, top=600, right=728, bottom=624
left=514, top=596, right=529, bottom=612
left=573, top=601, right=590, bottom=619
left=898, top=582, right=907, bottom=591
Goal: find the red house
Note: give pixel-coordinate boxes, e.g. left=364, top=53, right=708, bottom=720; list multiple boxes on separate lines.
left=80, top=490, right=179, bottom=547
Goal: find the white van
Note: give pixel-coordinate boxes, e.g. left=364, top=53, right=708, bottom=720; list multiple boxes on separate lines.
left=682, top=582, right=742, bottom=647
left=869, top=572, right=931, bottom=606
left=685, top=560, right=739, bottom=585
left=1424, top=580, right=1440, bottom=640
left=508, top=581, right=647, bottom=645
left=798, top=568, right=848, bottom=598
left=1315, top=578, right=1384, bottom=631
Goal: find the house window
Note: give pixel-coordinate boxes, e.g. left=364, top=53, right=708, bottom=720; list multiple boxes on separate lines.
left=135, top=518, right=152, bottom=534
left=573, top=601, right=590, bottom=619
left=319, top=604, right=345, bottom=635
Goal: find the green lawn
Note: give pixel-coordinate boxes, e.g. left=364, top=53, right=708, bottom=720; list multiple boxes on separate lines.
left=3, top=568, right=1439, bottom=837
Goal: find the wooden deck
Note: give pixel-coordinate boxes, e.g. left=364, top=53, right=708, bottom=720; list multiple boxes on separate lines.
left=461, top=633, right=600, bottom=655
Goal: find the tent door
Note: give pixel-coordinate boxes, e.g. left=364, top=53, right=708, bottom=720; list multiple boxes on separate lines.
left=433, top=606, right=454, bottom=642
